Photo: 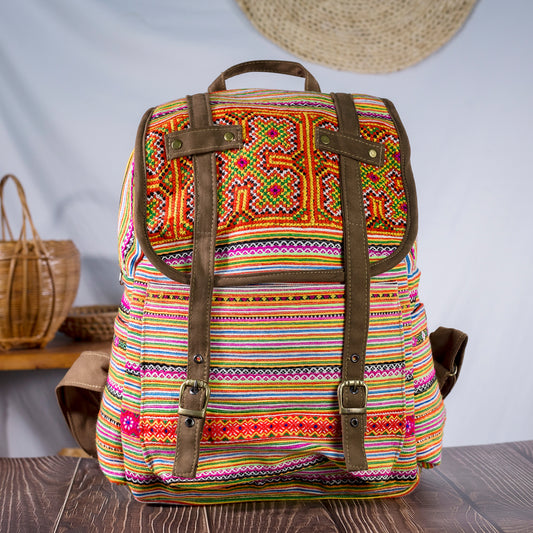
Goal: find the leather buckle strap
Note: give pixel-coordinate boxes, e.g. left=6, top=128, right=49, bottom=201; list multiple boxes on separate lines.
left=165, top=125, right=243, bottom=158
left=178, top=380, right=211, bottom=419
left=315, top=127, right=385, bottom=167
left=172, top=93, right=218, bottom=479
left=337, top=380, right=368, bottom=415
left=328, top=93, right=372, bottom=472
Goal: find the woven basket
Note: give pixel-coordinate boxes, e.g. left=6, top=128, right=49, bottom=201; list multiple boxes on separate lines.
left=59, top=305, right=118, bottom=342
left=235, top=0, right=478, bottom=73
left=0, top=174, right=80, bottom=350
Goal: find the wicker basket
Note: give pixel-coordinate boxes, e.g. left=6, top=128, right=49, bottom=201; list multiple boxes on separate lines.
left=0, top=174, right=80, bottom=350
left=59, top=305, right=118, bottom=342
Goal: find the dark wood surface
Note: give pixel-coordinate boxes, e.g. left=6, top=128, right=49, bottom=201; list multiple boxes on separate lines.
left=1, top=441, right=532, bottom=533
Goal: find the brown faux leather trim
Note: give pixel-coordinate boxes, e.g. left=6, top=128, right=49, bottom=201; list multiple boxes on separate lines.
left=134, top=99, right=416, bottom=285
left=165, top=125, right=243, bottom=159
left=55, top=350, right=110, bottom=458
left=173, top=93, right=217, bottom=479
left=430, top=327, right=468, bottom=399
left=134, top=107, right=190, bottom=285
left=214, top=268, right=343, bottom=286
left=315, top=127, right=384, bottom=167
left=208, top=60, right=321, bottom=93
left=332, top=93, right=370, bottom=472
left=371, top=99, right=418, bottom=276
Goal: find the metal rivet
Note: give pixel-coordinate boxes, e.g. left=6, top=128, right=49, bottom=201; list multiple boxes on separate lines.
left=350, top=353, right=360, bottom=363
left=224, top=131, right=235, bottom=141
left=193, top=354, right=204, bottom=364
left=350, top=418, right=359, bottom=428
left=368, top=148, right=377, bottom=158
left=185, top=417, right=195, bottom=428
left=171, top=139, right=183, bottom=150
left=350, top=385, right=360, bottom=395
left=320, top=134, right=330, bottom=145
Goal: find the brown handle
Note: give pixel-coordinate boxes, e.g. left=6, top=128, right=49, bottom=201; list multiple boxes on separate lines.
left=208, top=60, right=321, bottom=93
left=0, top=174, right=46, bottom=255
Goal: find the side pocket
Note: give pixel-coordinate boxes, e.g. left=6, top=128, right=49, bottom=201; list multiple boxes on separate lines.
left=136, top=280, right=409, bottom=480
left=139, top=282, right=189, bottom=477
left=95, top=289, right=131, bottom=482
left=411, top=303, right=446, bottom=467
left=406, top=245, right=446, bottom=468
left=364, top=280, right=408, bottom=473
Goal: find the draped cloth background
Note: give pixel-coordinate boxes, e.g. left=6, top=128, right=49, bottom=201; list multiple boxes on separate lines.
left=0, top=0, right=531, bottom=456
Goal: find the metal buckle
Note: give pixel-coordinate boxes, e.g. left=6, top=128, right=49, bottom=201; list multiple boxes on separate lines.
left=178, top=379, right=211, bottom=419
left=337, top=380, right=368, bottom=415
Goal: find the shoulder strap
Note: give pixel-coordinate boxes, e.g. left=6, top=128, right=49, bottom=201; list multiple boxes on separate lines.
left=331, top=92, right=370, bottom=472
left=172, top=93, right=218, bottom=478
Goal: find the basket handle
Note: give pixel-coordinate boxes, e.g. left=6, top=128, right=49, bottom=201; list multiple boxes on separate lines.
left=208, top=60, right=321, bottom=92
left=0, top=174, right=47, bottom=255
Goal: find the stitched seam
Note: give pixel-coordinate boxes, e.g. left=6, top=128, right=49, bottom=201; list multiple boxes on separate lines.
left=80, top=352, right=110, bottom=359
left=61, top=381, right=104, bottom=390
left=335, top=94, right=353, bottom=469
left=373, top=99, right=417, bottom=276
left=169, top=142, right=242, bottom=155
left=168, top=126, right=240, bottom=136
left=325, top=146, right=383, bottom=166
left=316, top=127, right=384, bottom=166
left=356, top=135, right=369, bottom=470
left=317, top=127, right=383, bottom=149
left=136, top=108, right=189, bottom=284
left=190, top=419, right=200, bottom=477
left=327, top=131, right=380, bottom=149
left=186, top=94, right=197, bottom=380
left=204, top=158, right=216, bottom=381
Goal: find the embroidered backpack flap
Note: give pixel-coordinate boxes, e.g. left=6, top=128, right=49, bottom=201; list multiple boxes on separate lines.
left=95, top=60, right=464, bottom=504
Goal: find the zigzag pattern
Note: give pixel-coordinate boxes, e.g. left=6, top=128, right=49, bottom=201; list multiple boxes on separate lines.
left=142, top=94, right=409, bottom=276
left=95, top=91, right=446, bottom=504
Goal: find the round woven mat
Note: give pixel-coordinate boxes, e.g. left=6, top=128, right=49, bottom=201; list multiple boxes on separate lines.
left=235, top=0, right=477, bottom=73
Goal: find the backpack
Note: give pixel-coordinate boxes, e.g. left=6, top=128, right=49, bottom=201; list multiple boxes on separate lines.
left=94, top=60, right=467, bottom=504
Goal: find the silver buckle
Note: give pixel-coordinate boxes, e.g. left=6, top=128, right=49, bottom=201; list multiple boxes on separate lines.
left=337, top=380, right=368, bottom=415
left=178, top=379, right=211, bottom=418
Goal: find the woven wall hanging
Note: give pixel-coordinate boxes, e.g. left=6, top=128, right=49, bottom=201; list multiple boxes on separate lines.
left=235, top=0, right=478, bottom=73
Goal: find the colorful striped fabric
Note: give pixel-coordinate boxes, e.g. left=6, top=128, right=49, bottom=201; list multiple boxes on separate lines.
left=97, top=89, right=445, bottom=504
left=140, top=91, right=407, bottom=276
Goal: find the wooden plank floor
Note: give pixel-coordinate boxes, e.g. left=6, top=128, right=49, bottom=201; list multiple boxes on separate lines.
left=1, top=441, right=532, bottom=532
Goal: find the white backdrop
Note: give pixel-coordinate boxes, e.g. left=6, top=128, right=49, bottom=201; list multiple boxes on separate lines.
left=0, top=0, right=532, bottom=456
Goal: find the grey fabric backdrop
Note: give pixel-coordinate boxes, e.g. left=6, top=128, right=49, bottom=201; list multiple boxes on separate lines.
left=0, top=0, right=532, bottom=456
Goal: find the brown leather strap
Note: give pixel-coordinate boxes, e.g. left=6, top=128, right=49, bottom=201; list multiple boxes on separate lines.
left=56, top=350, right=110, bottom=458
left=208, top=60, right=321, bottom=93
left=315, top=127, right=385, bottom=167
left=165, top=125, right=243, bottom=158
left=331, top=93, right=370, bottom=472
left=173, top=93, right=217, bottom=478
left=430, top=327, right=468, bottom=399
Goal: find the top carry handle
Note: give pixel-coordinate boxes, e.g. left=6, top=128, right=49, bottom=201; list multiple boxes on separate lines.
left=208, top=60, right=321, bottom=93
